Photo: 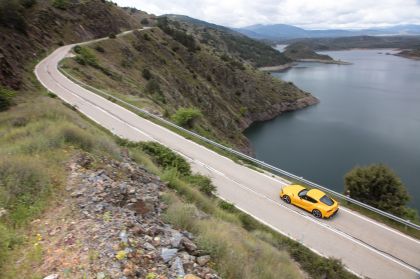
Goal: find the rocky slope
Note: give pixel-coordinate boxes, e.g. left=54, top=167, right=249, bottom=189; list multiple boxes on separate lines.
left=165, top=15, right=291, bottom=67
left=0, top=0, right=148, bottom=90
left=35, top=153, right=219, bottom=279
left=62, top=22, right=318, bottom=153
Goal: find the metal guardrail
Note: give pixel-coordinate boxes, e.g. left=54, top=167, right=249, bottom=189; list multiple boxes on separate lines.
left=59, top=66, right=420, bottom=231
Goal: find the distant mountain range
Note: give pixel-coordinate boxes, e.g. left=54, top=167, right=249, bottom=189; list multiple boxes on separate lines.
left=235, top=24, right=420, bottom=40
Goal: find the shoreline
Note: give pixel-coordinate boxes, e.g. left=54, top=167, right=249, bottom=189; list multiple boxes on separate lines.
left=258, top=62, right=297, bottom=72
left=296, top=58, right=352, bottom=65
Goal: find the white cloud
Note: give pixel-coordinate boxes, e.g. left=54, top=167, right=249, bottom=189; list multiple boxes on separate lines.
left=113, top=0, right=420, bottom=29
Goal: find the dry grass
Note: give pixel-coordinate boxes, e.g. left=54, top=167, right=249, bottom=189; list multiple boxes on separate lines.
left=163, top=193, right=304, bottom=279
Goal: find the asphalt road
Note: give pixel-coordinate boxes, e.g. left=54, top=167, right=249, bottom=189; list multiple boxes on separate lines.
left=35, top=30, right=420, bottom=279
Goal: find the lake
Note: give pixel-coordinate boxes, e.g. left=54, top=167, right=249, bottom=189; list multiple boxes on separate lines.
left=245, top=49, right=420, bottom=211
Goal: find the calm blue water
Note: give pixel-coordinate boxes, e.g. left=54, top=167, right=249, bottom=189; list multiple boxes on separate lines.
left=245, top=49, right=420, bottom=211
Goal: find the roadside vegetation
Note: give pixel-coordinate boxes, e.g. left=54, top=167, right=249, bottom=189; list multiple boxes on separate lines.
left=0, top=90, right=121, bottom=277
left=345, top=164, right=418, bottom=222
left=120, top=141, right=358, bottom=279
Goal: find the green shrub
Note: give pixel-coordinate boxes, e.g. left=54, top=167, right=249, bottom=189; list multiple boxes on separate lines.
left=73, top=46, right=99, bottom=68
left=142, top=68, right=152, bottom=80
left=171, top=107, right=202, bottom=128
left=21, top=0, right=37, bottom=8
left=344, top=164, right=417, bottom=220
left=143, top=33, right=151, bottom=41
left=60, top=125, right=94, bottom=151
left=145, top=79, right=161, bottom=94
left=141, top=18, right=149, bottom=25
left=144, top=79, right=165, bottom=103
left=95, top=45, right=105, bottom=53
left=186, top=174, right=216, bottom=196
left=52, top=0, right=68, bottom=9
left=219, top=200, right=235, bottom=212
left=109, top=33, right=116, bottom=39
left=139, top=142, right=191, bottom=176
left=0, top=157, right=51, bottom=225
left=0, top=87, right=15, bottom=111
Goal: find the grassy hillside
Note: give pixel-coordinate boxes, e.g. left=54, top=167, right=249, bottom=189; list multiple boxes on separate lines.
left=61, top=22, right=317, bottom=153
left=0, top=0, right=146, bottom=90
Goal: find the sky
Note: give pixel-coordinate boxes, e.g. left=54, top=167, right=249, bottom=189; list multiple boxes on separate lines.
left=113, top=0, right=420, bottom=29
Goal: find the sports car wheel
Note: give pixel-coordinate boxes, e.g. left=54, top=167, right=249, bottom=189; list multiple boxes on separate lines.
left=283, top=195, right=291, bottom=204
left=312, top=209, right=322, bottom=218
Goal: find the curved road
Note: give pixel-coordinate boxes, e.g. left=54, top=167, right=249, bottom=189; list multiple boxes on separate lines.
left=35, top=30, right=420, bottom=279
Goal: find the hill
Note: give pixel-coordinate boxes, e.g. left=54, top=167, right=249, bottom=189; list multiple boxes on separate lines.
left=283, top=42, right=333, bottom=61
left=61, top=17, right=317, bottom=153
left=0, top=0, right=153, bottom=90
left=166, top=14, right=291, bottom=67
left=236, top=23, right=420, bottom=40
left=283, top=35, right=420, bottom=51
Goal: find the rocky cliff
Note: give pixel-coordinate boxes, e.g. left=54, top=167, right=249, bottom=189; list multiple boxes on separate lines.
left=0, top=0, right=146, bottom=89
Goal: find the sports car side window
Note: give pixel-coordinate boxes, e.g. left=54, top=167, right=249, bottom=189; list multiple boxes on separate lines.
left=306, top=196, right=317, bottom=203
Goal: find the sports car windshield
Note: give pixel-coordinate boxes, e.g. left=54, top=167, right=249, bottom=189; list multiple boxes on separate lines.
left=320, top=195, right=334, bottom=206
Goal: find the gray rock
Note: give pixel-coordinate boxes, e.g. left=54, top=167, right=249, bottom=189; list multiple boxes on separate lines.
left=180, top=237, right=197, bottom=252
left=43, top=275, right=59, bottom=279
left=119, top=231, right=128, bottom=244
left=171, top=257, right=185, bottom=278
left=197, top=255, right=211, bottom=266
left=70, top=190, right=84, bottom=198
left=144, top=242, right=156, bottom=251
left=161, top=248, right=178, bottom=263
left=170, top=232, right=183, bottom=248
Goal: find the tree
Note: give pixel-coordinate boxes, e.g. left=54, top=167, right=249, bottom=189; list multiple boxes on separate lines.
left=171, top=107, right=202, bottom=128
left=142, top=68, right=152, bottom=80
left=344, top=164, right=415, bottom=219
left=0, top=87, right=15, bottom=111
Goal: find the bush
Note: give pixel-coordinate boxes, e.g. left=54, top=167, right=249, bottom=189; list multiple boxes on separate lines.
left=73, top=46, right=99, bottom=68
left=171, top=107, right=202, bottom=128
left=0, top=87, right=15, bottom=111
left=95, top=45, right=105, bottom=53
left=60, top=125, right=94, bottom=151
left=0, top=0, right=26, bottom=32
left=139, top=142, right=191, bottom=176
left=186, top=174, right=216, bottom=196
left=21, top=0, right=36, bottom=8
left=52, top=0, right=68, bottom=9
left=157, top=17, right=197, bottom=52
left=344, top=164, right=416, bottom=220
left=142, top=68, right=152, bottom=80
left=0, top=158, right=51, bottom=225
left=141, top=18, right=149, bottom=25
left=143, top=33, right=151, bottom=41
left=109, top=33, right=116, bottom=39
left=219, top=200, right=235, bottom=212
left=145, top=79, right=160, bottom=94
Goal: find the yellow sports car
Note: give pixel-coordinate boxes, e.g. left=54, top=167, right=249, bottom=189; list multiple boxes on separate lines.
left=280, top=185, right=339, bottom=218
